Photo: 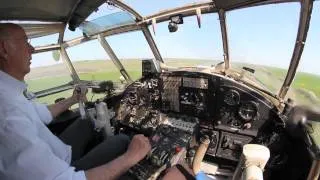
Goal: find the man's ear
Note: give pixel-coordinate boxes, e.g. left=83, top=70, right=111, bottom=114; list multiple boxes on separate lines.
left=0, top=41, right=9, bottom=60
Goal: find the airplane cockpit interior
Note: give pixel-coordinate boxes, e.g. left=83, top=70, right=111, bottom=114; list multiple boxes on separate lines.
left=74, top=59, right=311, bottom=180
left=3, top=0, right=320, bottom=179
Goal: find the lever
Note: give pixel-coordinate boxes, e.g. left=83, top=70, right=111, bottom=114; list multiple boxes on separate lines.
left=193, top=135, right=210, bottom=174
left=76, top=86, right=86, bottom=119
left=232, top=144, right=270, bottom=180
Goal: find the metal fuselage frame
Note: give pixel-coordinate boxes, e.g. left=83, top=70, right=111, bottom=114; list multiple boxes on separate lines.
left=32, top=0, right=314, bottom=105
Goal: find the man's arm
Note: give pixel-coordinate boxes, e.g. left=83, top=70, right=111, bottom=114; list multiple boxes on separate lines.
left=85, top=134, right=151, bottom=180
left=47, top=96, right=77, bottom=118
left=1, top=113, right=87, bottom=180
left=2, top=111, right=151, bottom=180
left=47, top=85, right=87, bottom=118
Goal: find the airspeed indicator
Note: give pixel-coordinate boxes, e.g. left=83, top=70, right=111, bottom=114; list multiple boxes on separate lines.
left=224, top=90, right=240, bottom=106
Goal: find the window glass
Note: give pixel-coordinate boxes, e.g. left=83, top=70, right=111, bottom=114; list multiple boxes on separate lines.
left=123, top=0, right=211, bottom=16
left=66, top=40, right=122, bottom=82
left=148, top=13, right=223, bottom=67
left=36, top=90, right=74, bottom=105
left=80, top=11, right=135, bottom=36
left=227, top=3, right=300, bottom=94
left=106, top=31, right=155, bottom=81
left=63, top=2, right=123, bottom=41
left=63, top=27, right=83, bottom=41
left=26, top=51, right=72, bottom=93
left=30, top=33, right=59, bottom=47
left=25, top=51, right=73, bottom=105
left=36, top=89, right=105, bottom=107
left=86, top=3, right=122, bottom=21
left=291, top=2, right=320, bottom=107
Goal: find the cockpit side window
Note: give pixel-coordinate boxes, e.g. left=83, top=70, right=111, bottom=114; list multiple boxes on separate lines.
left=25, top=50, right=73, bottom=104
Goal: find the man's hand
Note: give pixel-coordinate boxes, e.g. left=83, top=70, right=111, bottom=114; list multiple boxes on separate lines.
left=71, top=84, right=88, bottom=104
left=47, top=85, right=88, bottom=119
left=85, top=134, right=151, bottom=180
left=124, top=134, right=151, bottom=164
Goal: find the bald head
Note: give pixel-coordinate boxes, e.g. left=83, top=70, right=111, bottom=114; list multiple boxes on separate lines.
left=0, top=23, right=34, bottom=81
left=0, top=23, right=24, bottom=40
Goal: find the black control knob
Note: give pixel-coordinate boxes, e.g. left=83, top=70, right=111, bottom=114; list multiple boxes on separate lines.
left=232, top=119, right=241, bottom=127
left=228, top=140, right=242, bottom=151
left=216, top=120, right=222, bottom=126
left=161, top=125, right=171, bottom=135
left=211, top=133, right=218, bottom=147
left=222, top=136, right=231, bottom=149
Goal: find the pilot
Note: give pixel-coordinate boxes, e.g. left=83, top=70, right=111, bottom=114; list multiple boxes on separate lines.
left=0, top=23, right=151, bottom=180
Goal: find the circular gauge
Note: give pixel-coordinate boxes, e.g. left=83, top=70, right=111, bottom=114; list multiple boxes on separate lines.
left=238, top=101, right=258, bottom=121
left=224, top=90, right=240, bottom=106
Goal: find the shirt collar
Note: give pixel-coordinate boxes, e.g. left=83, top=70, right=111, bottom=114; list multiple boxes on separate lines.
left=0, top=70, right=27, bottom=95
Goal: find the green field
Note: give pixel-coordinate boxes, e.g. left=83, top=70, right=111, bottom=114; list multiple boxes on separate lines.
left=25, top=59, right=320, bottom=106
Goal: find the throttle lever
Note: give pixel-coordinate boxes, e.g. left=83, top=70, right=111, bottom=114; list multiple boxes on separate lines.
left=76, top=86, right=86, bottom=119
left=193, top=135, right=210, bottom=174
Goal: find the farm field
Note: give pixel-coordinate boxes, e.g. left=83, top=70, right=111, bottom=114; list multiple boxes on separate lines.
left=25, top=59, right=320, bottom=107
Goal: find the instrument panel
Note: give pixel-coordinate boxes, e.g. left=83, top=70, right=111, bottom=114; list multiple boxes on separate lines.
left=159, top=71, right=274, bottom=134
left=115, top=70, right=278, bottom=179
left=105, top=60, right=314, bottom=180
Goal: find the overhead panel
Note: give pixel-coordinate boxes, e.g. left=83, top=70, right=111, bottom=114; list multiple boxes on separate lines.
left=0, top=0, right=105, bottom=31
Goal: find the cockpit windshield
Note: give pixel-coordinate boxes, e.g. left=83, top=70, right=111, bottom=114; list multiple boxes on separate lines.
left=4, top=1, right=320, bottom=179
left=122, top=0, right=212, bottom=16
left=80, top=11, right=135, bottom=36
left=25, top=1, right=320, bottom=107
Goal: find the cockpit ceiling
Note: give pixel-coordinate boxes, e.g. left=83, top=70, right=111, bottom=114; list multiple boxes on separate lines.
left=0, top=0, right=105, bottom=30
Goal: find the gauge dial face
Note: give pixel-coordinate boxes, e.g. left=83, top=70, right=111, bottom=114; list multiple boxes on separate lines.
left=224, top=90, right=240, bottom=106
left=238, top=101, right=258, bottom=121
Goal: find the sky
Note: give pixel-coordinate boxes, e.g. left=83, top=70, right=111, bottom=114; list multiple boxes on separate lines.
left=30, top=1, right=320, bottom=75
